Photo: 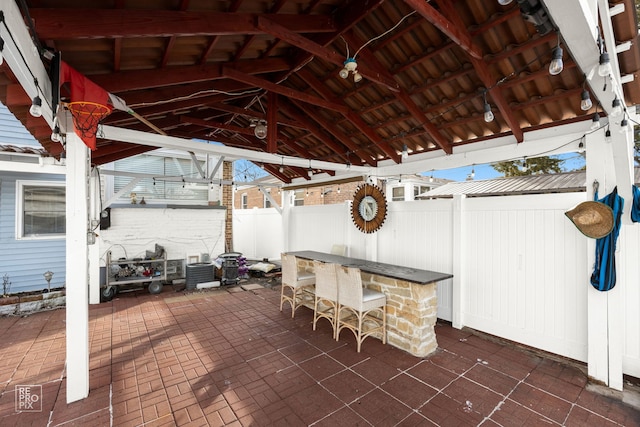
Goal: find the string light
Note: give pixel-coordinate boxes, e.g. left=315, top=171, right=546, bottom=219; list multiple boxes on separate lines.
left=401, top=144, right=408, bottom=160
left=590, top=112, right=601, bottom=130
left=605, top=125, right=612, bottom=143
left=483, top=91, right=494, bottom=123
left=580, top=87, right=592, bottom=111
left=548, top=36, right=564, bottom=76
left=497, top=0, right=513, bottom=4
left=619, top=117, right=629, bottom=134
left=598, top=52, right=612, bottom=77
left=610, top=96, right=623, bottom=117
left=50, top=125, right=61, bottom=142
left=0, top=38, right=4, bottom=66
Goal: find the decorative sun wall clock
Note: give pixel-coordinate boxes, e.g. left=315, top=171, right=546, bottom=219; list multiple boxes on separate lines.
left=351, top=183, right=387, bottom=233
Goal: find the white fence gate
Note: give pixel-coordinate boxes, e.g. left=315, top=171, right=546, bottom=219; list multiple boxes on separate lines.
left=233, top=191, right=640, bottom=378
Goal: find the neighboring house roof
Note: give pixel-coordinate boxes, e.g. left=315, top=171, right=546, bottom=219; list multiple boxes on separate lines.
left=417, top=170, right=615, bottom=198
left=0, top=144, right=47, bottom=156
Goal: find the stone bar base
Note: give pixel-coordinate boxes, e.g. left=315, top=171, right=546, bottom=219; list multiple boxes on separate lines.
left=297, top=258, right=438, bottom=358
left=362, top=272, right=438, bottom=357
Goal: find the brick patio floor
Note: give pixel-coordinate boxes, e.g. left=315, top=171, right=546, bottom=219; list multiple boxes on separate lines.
left=0, top=282, right=638, bottom=426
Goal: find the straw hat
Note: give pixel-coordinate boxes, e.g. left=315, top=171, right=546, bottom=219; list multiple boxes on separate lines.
left=565, top=201, right=614, bottom=239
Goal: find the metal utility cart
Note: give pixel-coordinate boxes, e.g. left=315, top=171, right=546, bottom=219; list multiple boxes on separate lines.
left=103, top=251, right=167, bottom=301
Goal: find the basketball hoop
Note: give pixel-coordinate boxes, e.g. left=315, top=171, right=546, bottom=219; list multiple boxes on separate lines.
left=66, top=101, right=112, bottom=139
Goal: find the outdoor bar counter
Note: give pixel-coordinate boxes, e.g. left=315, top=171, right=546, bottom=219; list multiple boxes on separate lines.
left=288, top=251, right=453, bottom=357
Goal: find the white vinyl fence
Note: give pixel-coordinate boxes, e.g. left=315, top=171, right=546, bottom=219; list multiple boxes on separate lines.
left=233, top=191, right=640, bottom=378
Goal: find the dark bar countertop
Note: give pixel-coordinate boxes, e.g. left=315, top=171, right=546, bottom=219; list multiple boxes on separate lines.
left=288, top=251, right=453, bottom=285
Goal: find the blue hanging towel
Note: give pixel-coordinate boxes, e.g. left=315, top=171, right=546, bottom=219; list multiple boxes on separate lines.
left=590, top=187, right=624, bottom=292
left=632, top=185, right=640, bottom=223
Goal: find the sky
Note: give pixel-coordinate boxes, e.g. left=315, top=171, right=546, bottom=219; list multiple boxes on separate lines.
left=234, top=152, right=587, bottom=183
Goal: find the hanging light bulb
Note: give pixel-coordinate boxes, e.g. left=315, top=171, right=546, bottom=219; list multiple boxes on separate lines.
left=50, top=125, right=61, bottom=143
left=429, top=170, right=434, bottom=183
left=339, top=67, right=349, bottom=79
left=619, top=117, right=629, bottom=134
left=522, top=158, right=528, bottom=172
left=279, top=165, right=284, bottom=173
left=254, top=120, right=267, bottom=139
left=401, top=144, right=408, bottom=160
left=0, top=38, right=4, bottom=66
left=483, top=102, right=494, bottom=122
left=548, top=46, right=564, bottom=76
left=580, top=89, right=592, bottom=111
left=598, top=51, right=612, bottom=77
left=605, top=126, right=612, bottom=143
left=590, top=112, right=601, bottom=130
left=30, top=96, right=42, bottom=117
left=497, top=0, right=513, bottom=4
left=578, top=140, right=585, bottom=153
left=337, top=186, right=341, bottom=194
left=611, top=96, right=623, bottom=117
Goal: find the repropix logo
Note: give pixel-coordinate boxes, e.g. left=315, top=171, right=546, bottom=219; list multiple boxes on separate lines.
left=15, top=385, right=42, bottom=412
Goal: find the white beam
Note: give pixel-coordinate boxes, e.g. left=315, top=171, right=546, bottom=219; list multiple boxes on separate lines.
left=65, top=132, right=90, bottom=403
left=102, top=125, right=371, bottom=174
left=377, top=120, right=593, bottom=176
left=1, top=2, right=55, bottom=127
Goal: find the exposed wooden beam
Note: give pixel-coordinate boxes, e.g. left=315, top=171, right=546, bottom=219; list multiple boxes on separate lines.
left=256, top=17, right=400, bottom=93
left=340, top=33, right=453, bottom=154
left=434, top=0, right=523, bottom=142
left=279, top=100, right=358, bottom=165
left=403, top=0, right=483, bottom=60
left=30, top=10, right=337, bottom=39
left=263, top=164, right=292, bottom=183
left=89, top=58, right=290, bottom=93
left=222, top=67, right=349, bottom=114
left=267, top=92, right=277, bottom=153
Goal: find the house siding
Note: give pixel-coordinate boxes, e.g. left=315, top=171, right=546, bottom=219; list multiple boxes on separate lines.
left=0, top=172, right=66, bottom=294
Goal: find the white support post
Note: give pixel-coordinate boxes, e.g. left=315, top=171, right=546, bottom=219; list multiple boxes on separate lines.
left=452, top=194, right=466, bottom=329
left=282, top=189, right=292, bottom=251
left=65, top=132, right=90, bottom=402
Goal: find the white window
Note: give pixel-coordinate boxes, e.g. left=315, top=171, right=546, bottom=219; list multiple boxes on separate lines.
left=16, top=181, right=65, bottom=239
left=241, top=194, right=248, bottom=209
left=414, top=185, right=430, bottom=199
left=392, top=186, right=405, bottom=201
left=294, top=190, right=305, bottom=206
left=112, top=154, right=209, bottom=203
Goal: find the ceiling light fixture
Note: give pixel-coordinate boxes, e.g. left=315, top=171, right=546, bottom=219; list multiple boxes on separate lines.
left=580, top=87, right=592, bottom=111
left=548, top=37, right=564, bottom=76
left=590, top=112, right=601, bottom=130
left=338, top=10, right=416, bottom=84
left=483, top=91, right=494, bottom=123
left=619, top=117, right=629, bottom=134
left=598, top=51, right=612, bottom=77
left=50, top=125, right=61, bottom=143
left=30, top=95, right=42, bottom=118
left=610, top=96, right=623, bottom=117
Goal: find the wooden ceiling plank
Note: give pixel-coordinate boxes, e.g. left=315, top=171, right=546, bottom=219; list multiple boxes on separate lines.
left=341, top=33, right=453, bottom=154
left=263, top=164, right=292, bottom=183
left=279, top=100, right=358, bottom=165
left=267, top=92, right=277, bottom=153
left=208, top=102, right=306, bottom=129
left=296, top=67, right=401, bottom=162
left=256, top=17, right=399, bottom=93
left=222, top=67, right=349, bottom=114
left=403, top=0, right=483, bottom=59
left=434, top=0, right=524, bottom=142
left=291, top=99, right=378, bottom=167
left=29, top=10, right=337, bottom=39
left=90, top=58, right=290, bottom=93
